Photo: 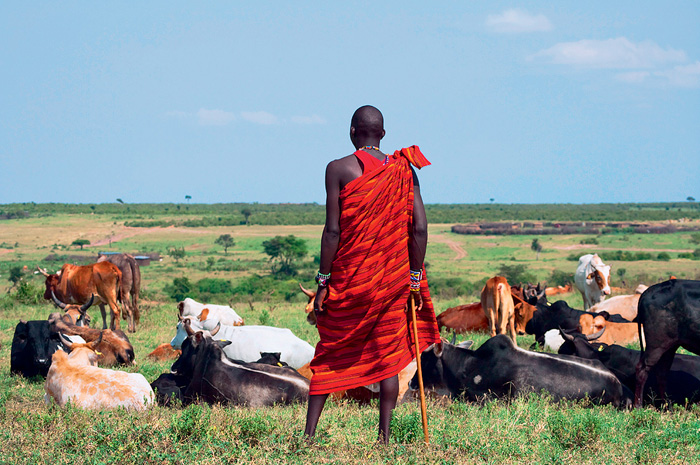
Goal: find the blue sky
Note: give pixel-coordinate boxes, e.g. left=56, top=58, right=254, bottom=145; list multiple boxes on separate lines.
left=1, top=1, right=698, bottom=205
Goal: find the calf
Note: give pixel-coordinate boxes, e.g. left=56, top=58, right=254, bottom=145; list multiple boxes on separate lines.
left=171, top=332, right=309, bottom=407
left=481, top=276, right=516, bottom=342
left=178, top=297, right=244, bottom=326
left=48, top=312, right=134, bottom=366
left=634, top=279, right=700, bottom=407
left=410, top=335, right=624, bottom=406
left=578, top=313, right=640, bottom=347
left=11, top=320, right=61, bottom=378
left=559, top=330, right=700, bottom=406
left=171, top=318, right=314, bottom=369
left=44, top=335, right=153, bottom=410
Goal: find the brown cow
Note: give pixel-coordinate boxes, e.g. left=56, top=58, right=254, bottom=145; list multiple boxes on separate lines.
left=481, top=276, right=516, bottom=342
left=97, top=253, right=141, bottom=333
left=545, top=283, right=573, bottom=296
left=39, top=262, right=124, bottom=331
left=47, top=312, right=135, bottom=366
left=577, top=313, right=641, bottom=346
left=147, top=343, right=182, bottom=362
left=509, top=286, right=538, bottom=335
left=436, top=302, right=488, bottom=335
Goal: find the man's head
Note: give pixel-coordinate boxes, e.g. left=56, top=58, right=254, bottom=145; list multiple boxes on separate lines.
left=350, top=105, right=385, bottom=149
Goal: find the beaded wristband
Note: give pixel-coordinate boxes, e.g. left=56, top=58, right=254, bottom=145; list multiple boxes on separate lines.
left=409, top=269, right=422, bottom=292
left=315, top=271, right=331, bottom=287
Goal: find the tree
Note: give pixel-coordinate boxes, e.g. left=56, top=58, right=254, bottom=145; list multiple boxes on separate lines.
left=168, top=246, right=186, bottom=263
left=241, top=207, right=252, bottom=225
left=690, top=232, right=700, bottom=246
left=206, top=256, right=216, bottom=270
left=215, top=234, right=235, bottom=255
left=185, top=195, right=192, bottom=203
left=531, top=238, right=543, bottom=260
left=262, top=235, right=308, bottom=275
left=688, top=196, right=696, bottom=202
left=116, top=198, right=124, bottom=204
left=71, top=239, right=90, bottom=250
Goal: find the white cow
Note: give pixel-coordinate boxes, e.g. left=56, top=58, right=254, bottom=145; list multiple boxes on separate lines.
left=170, top=318, right=314, bottom=369
left=178, top=297, right=244, bottom=326
left=44, top=335, right=154, bottom=410
left=590, top=284, right=648, bottom=321
left=574, top=254, right=612, bottom=310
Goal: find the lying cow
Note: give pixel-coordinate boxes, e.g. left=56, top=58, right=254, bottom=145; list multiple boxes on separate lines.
left=49, top=293, right=92, bottom=326
left=44, top=334, right=153, bottom=410
left=436, top=302, right=487, bottom=335
left=574, top=254, right=612, bottom=310
left=147, top=343, right=182, bottom=362
left=11, top=320, right=62, bottom=378
left=171, top=318, right=314, bottom=369
left=410, top=335, right=626, bottom=407
left=635, top=279, right=700, bottom=407
left=481, top=276, right=516, bottom=342
left=589, top=284, right=648, bottom=321
left=559, top=330, right=700, bottom=406
left=577, top=313, right=640, bottom=347
left=171, top=332, right=309, bottom=406
left=48, top=312, right=134, bottom=366
left=178, top=297, right=244, bottom=326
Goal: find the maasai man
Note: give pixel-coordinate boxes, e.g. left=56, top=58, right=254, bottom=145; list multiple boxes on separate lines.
left=304, top=105, right=441, bottom=444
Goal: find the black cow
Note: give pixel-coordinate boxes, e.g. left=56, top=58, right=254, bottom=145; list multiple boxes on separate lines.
left=525, top=300, right=629, bottom=347
left=558, top=330, right=700, bottom=406
left=171, top=333, right=309, bottom=406
left=11, top=320, right=61, bottom=378
left=410, top=335, right=625, bottom=407
left=634, top=279, right=700, bottom=407
left=151, top=373, right=188, bottom=407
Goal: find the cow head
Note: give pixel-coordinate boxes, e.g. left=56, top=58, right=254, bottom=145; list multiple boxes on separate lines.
left=38, top=267, right=63, bottom=301
left=410, top=343, right=445, bottom=392
left=58, top=332, right=102, bottom=367
left=577, top=313, right=609, bottom=339
left=11, top=319, right=60, bottom=378
left=299, top=283, right=317, bottom=326
left=586, top=255, right=611, bottom=295
left=514, top=302, right=537, bottom=335
left=51, top=292, right=93, bottom=326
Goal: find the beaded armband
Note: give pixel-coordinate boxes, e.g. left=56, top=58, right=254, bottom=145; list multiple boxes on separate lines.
left=315, top=271, right=331, bottom=287
left=409, top=269, right=422, bottom=292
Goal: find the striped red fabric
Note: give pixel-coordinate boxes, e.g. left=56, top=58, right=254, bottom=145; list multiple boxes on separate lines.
left=309, top=145, right=441, bottom=395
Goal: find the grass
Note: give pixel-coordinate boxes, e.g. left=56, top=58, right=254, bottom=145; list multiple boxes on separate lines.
left=2, top=214, right=700, bottom=463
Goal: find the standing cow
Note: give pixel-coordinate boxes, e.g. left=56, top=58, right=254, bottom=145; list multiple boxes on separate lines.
left=38, top=262, right=124, bottom=332
left=574, top=254, right=612, bottom=310
left=97, top=253, right=141, bottom=333
left=481, top=276, right=516, bottom=343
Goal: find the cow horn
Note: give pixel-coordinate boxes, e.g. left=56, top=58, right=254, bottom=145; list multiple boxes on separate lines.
left=80, top=295, right=94, bottom=312
left=88, top=332, right=104, bottom=351
left=559, top=326, right=575, bottom=342
left=59, top=333, right=74, bottom=350
left=210, top=322, right=221, bottom=336
left=183, top=318, right=195, bottom=337
left=585, top=327, right=606, bottom=341
left=450, top=332, right=457, bottom=345
left=299, top=283, right=315, bottom=298
left=37, top=266, right=50, bottom=277
left=51, top=290, right=67, bottom=309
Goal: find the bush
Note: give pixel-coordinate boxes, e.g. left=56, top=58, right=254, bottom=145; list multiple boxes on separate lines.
left=14, top=280, right=44, bottom=305
left=580, top=237, right=599, bottom=245
left=428, top=276, right=478, bottom=300
left=164, top=277, right=194, bottom=302
left=656, top=252, right=671, bottom=261
left=548, top=269, right=573, bottom=286
left=497, top=264, right=537, bottom=285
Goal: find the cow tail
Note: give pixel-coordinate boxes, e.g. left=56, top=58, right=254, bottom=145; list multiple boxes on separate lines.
left=637, top=321, right=645, bottom=353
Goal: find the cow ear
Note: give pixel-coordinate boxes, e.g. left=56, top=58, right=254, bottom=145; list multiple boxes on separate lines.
left=432, top=343, right=443, bottom=358
left=217, top=340, right=232, bottom=348
left=598, top=311, right=610, bottom=321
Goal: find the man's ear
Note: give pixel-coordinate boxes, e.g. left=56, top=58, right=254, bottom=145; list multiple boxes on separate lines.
left=381, top=129, right=385, bottom=140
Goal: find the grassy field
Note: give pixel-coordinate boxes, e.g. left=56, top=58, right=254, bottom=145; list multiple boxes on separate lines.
left=1, top=215, right=700, bottom=464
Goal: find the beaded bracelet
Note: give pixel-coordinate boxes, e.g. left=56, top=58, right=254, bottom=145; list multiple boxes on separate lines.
left=315, top=271, right=331, bottom=287
left=409, top=269, right=422, bottom=292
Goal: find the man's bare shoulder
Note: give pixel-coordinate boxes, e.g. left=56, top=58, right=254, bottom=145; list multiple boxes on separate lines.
left=326, top=154, right=363, bottom=188
left=327, top=154, right=358, bottom=169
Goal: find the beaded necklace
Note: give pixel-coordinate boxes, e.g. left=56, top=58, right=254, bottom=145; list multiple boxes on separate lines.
left=359, top=145, right=381, bottom=152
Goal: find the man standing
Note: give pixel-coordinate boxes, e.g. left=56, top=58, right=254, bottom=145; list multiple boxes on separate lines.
left=304, top=105, right=441, bottom=444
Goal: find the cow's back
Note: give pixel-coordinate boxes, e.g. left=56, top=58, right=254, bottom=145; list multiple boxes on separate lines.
left=217, top=325, right=314, bottom=369
left=638, top=280, right=700, bottom=351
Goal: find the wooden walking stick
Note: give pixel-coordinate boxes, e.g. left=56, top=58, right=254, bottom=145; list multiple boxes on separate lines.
left=409, top=294, right=430, bottom=445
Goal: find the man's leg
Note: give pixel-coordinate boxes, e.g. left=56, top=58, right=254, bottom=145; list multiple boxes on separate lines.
left=378, top=374, right=399, bottom=444
left=304, top=394, right=329, bottom=439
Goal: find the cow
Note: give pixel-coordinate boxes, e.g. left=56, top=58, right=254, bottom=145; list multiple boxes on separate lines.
left=589, top=284, right=648, bottom=321
left=299, top=283, right=319, bottom=325
left=525, top=299, right=629, bottom=348
left=574, top=254, right=612, bottom=310
left=634, top=279, right=700, bottom=407
left=49, top=292, right=93, bottom=326
left=545, top=283, right=573, bottom=297
left=97, top=253, right=141, bottom=333
left=147, top=343, right=182, bottom=362
left=47, top=312, right=135, bottom=367
left=170, top=332, right=309, bottom=407
left=11, top=320, right=62, bottom=378
left=481, top=276, right=516, bottom=342
left=178, top=297, right=244, bottom=327
left=577, top=313, right=640, bottom=346
left=410, top=335, right=626, bottom=407
left=44, top=334, right=154, bottom=410
left=38, top=262, right=124, bottom=331
left=436, top=302, right=487, bottom=335
left=559, top=330, right=700, bottom=406
left=171, top=318, right=314, bottom=369
left=150, top=372, right=188, bottom=407
left=510, top=285, right=539, bottom=335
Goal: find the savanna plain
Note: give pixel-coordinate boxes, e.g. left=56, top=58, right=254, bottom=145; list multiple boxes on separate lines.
left=1, top=204, right=700, bottom=465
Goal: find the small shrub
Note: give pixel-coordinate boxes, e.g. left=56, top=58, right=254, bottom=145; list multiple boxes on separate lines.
left=548, top=269, right=573, bottom=286
left=391, top=411, right=422, bottom=444
left=164, top=277, right=194, bottom=302
left=14, top=280, right=44, bottom=305
left=656, top=252, right=671, bottom=261
left=580, top=237, right=598, bottom=245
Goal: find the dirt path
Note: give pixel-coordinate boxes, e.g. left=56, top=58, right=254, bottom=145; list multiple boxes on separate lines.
left=0, top=249, right=13, bottom=256
left=552, top=244, right=693, bottom=253
left=431, top=235, right=467, bottom=260
left=90, top=226, right=208, bottom=247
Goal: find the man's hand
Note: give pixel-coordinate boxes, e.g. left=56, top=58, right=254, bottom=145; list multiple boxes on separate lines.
left=313, top=286, right=328, bottom=314
left=405, top=291, right=423, bottom=313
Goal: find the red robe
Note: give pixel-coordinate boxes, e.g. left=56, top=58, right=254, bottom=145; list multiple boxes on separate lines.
left=309, top=146, right=441, bottom=395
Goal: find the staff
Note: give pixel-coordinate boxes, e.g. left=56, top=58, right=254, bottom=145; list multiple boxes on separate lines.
left=410, top=296, right=430, bottom=444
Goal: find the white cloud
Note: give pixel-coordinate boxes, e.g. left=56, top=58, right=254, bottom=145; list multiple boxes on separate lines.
left=240, top=111, right=279, bottom=125
left=486, top=9, right=552, bottom=33
left=655, top=61, right=700, bottom=88
left=291, top=114, right=326, bottom=125
left=531, top=37, right=686, bottom=69
left=197, top=109, right=236, bottom=126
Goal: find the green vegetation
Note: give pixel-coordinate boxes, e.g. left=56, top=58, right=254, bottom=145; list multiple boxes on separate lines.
left=71, top=238, right=90, bottom=250
left=262, top=235, right=308, bottom=276
left=215, top=234, right=235, bottom=255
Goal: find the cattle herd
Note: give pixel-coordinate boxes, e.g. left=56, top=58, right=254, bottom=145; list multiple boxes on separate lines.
left=9, top=253, right=700, bottom=414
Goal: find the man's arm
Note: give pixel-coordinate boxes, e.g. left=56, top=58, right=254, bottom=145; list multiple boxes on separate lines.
left=408, top=167, right=427, bottom=311
left=314, top=161, right=341, bottom=312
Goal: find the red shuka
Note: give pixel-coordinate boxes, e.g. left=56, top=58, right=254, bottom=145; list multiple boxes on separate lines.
left=309, top=145, right=441, bottom=395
